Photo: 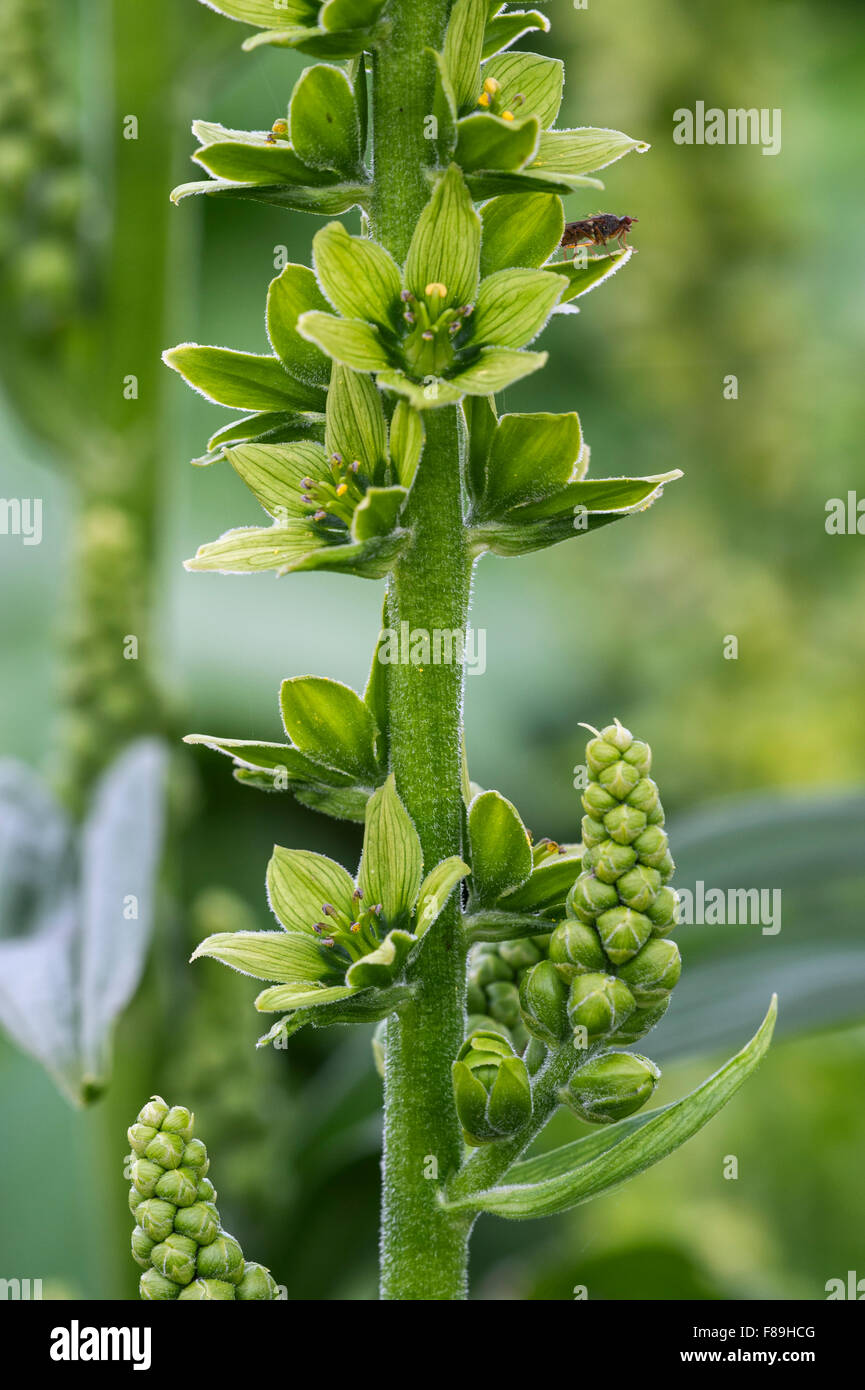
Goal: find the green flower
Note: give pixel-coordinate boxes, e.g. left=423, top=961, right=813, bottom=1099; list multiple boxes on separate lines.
left=195, top=1, right=389, bottom=61
left=125, top=1096, right=279, bottom=1301
left=191, top=776, right=469, bottom=1044
left=297, top=165, right=568, bottom=410
left=452, top=1029, right=532, bottom=1146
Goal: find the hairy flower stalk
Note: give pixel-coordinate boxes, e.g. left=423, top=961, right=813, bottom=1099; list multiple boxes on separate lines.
left=126, top=1097, right=279, bottom=1300
left=163, top=0, right=776, bottom=1302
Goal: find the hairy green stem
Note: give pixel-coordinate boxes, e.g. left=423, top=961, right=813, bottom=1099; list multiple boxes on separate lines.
left=371, top=0, right=473, bottom=1300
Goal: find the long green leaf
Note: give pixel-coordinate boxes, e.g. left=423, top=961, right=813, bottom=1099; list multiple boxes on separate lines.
left=446, top=997, right=776, bottom=1217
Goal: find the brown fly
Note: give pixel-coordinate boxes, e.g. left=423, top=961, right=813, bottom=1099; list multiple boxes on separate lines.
left=560, top=214, right=638, bottom=258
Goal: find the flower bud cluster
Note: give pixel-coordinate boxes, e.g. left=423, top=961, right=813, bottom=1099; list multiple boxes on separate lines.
left=126, top=1096, right=279, bottom=1300
left=467, top=935, right=551, bottom=1053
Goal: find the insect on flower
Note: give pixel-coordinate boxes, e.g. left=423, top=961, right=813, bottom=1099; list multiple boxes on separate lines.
left=560, top=213, right=638, bottom=258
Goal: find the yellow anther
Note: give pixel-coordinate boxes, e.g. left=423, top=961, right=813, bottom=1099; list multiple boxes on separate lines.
left=483, top=77, right=500, bottom=96
left=335, top=482, right=348, bottom=496
left=425, top=282, right=448, bottom=298
left=502, top=111, right=515, bottom=122
left=271, top=118, right=288, bottom=136
left=477, top=92, right=490, bottom=107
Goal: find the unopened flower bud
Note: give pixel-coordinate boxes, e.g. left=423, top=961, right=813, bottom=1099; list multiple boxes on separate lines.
left=622, top=739, right=652, bottom=776
left=618, top=937, right=681, bottom=1004
left=196, top=1231, right=245, bottom=1284
left=584, top=839, right=637, bottom=884
left=561, top=1051, right=660, bottom=1124
left=131, top=1226, right=154, bottom=1270
left=127, top=1123, right=157, bottom=1156
left=610, top=997, right=670, bottom=1044
left=598, top=758, right=641, bottom=799
left=600, top=722, right=633, bottom=752
left=139, top=1267, right=180, bottom=1300
left=616, top=864, right=662, bottom=912
left=135, top=1199, right=177, bottom=1244
left=130, top=1158, right=162, bottom=1198
left=173, top=1201, right=219, bottom=1247
left=585, top=738, right=621, bottom=775
left=567, top=872, right=618, bottom=923
left=150, top=1233, right=198, bottom=1287
left=626, top=777, right=661, bottom=818
left=155, top=1166, right=199, bottom=1208
left=519, top=960, right=570, bottom=1045
left=581, top=814, right=606, bottom=848
left=646, top=885, right=679, bottom=934
left=162, top=1106, right=194, bottom=1140
left=237, top=1262, right=280, bottom=1300
left=632, top=824, right=669, bottom=868
left=596, top=906, right=654, bottom=965
left=196, top=1177, right=217, bottom=1204
left=498, top=938, right=546, bottom=973
left=567, top=972, right=635, bottom=1044
left=177, top=1278, right=236, bottom=1301
left=549, top=920, right=606, bottom=978
left=181, top=1138, right=209, bottom=1173
left=452, top=1030, right=532, bottom=1145
left=137, top=1096, right=169, bottom=1129
left=128, top=1186, right=145, bottom=1216
left=603, top=804, right=647, bottom=845
left=145, top=1130, right=184, bottom=1170
left=582, top=782, right=618, bottom=818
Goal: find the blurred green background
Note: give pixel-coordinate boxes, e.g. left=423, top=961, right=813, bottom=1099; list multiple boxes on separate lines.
left=1, top=0, right=863, bottom=1300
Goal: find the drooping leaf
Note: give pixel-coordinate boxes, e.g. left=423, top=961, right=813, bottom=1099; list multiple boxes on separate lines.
left=194, top=140, right=333, bottom=186
left=164, top=344, right=327, bottom=413
left=184, top=522, right=323, bottom=575
left=465, top=168, right=603, bottom=200
left=183, top=734, right=353, bottom=786
left=171, top=178, right=370, bottom=214
left=445, top=998, right=777, bottom=1218
left=469, top=790, right=533, bottom=905
left=358, top=776, right=423, bottom=928
left=255, top=982, right=360, bottom=1012
left=480, top=192, right=564, bottom=276
left=556, top=248, right=633, bottom=304
left=279, top=676, right=380, bottom=781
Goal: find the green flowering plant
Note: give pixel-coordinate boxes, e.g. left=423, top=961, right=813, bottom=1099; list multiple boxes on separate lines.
left=126, top=1096, right=280, bottom=1300
left=160, top=0, right=776, bottom=1300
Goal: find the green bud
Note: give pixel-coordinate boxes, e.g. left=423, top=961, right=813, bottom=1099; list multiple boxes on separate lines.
left=452, top=1030, right=532, bottom=1145
left=646, top=885, right=679, bottom=934
left=585, top=839, right=637, bottom=884
left=598, top=758, right=641, bottom=800
left=633, top=824, right=669, bottom=868
left=128, top=1185, right=145, bottom=1216
left=150, top=1233, right=198, bottom=1287
left=603, top=804, right=647, bottom=845
left=177, top=1279, right=236, bottom=1301
left=618, top=937, right=682, bottom=1004
left=162, top=1106, right=195, bottom=1140
left=595, top=906, right=653, bottom=965
left=173, top=1201, right=219, bottom=1246
left=155, top=1166, right=199, bottom=1208
left=622, top=739, right=652, bottom=776
left=655, top=849, right=676, bottom=883
left=567, top=973, right=635, bottom=1045
left=616, top=864, right=662, bottom=912
left=145, top=1130, right=185, bottom=1171
left=580, top=814, right=606, bottom=848
left=237, top=1262, right=280, bottom=1300
left=135, top=1198, right=177, bottom=1244
left=139, top=1267, right=181, bottom=1301
left=561, top=1051, right=660, bottom=1124
left=127, top=1123, right=157, bottom=1156
left=599, top=722, right=633, bottom=752
left=485, top=980, right=522, bottom=1028
left=519, top=961, right=570, bottom=1045
left=130, top=1158, right=163, bottom=1198
left=131, top=1226, right=155, bottom=1270
left=137, top=1096, right=170, bottom=1129
left=196, top=1177, right=217, bottom=1204
left=610, top=997, right=670, bottom=1045
left=626, top=777, right=661, bottom=817
left=567, top=872, right=618, bottom=923
left=467, top=981, right=487, bottom=1014
left=181, top=1138, right=209, bottom=1173
left=474, top=951, right=515, bottom=987
left=549, top=920, right=606, bottom=978
left=197, top=1232, right=245, bottom=1284
left=585, top=737, right=621, bottom=774
left=498, top=938, right=546, bottom=973
left=582, top=782, right=618, bottom=818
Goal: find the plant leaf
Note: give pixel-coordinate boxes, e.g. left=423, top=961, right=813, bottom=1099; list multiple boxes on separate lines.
left=466, top=168, right=603, bottom=199
left=289, top=62, right=362, bottom=176
left=469, top=790, right=533, bottom=905
left=448, top=346, right=548, bottom=396
left=480, top=192, right=564, bottom=276
left=184, top=523, right=324, bottom=575
left=266, top=264, right=334, bottom=387
left=556, top=248, right=633, bottom=304
left=280, top=676, right=380, bottom=781
left=194, top=141, right=334, bottom=186
left=191, top=929, right=339, bottom=983
left=479, top=411, right=582, bottom=516
left=313, top=222, right=403, bottom=330
left=171, top=178, right=369, bottom=214
left=534, top=126, right=650, bottom=176
left=184, top=733, right=352, bottom=782
left=358, top=775, right=423, bottom=928
left=267, top=846, right=357, bottom=934
left=376, top=370, right=465, bottom=411
left=164, top=344, right=327, bottom=413
left=482, top=9, right=549, bottom=61
left=472, top=267, right=566, bottom=349
left=480, top=50, right=564, bottom=130
left=197, top=0, right=314, bottom=27
left=255, top=982, right=360, bottom=1012
left=455, top=112, right=540, bottom=173
left=297, top=311, right=393, bottom=372
left=404, top=164, right=481, bottom=313
left=345, top=928, right=416, bottom=989
left=446, top=997, right=777, bottom=1217
left=292, top=784, right=372, bottom=822
left=463, top=394, right=498, bottom=502
left=498, top=852, right=582, bottom=912
left=351, top=486, right=408, bottom=542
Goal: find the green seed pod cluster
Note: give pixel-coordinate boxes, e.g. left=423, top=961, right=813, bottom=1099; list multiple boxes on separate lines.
left=126, top=1096, right=279, bottom=1301
left=515, top=723, right=680, bottom=1123
left=452, top=1030, right=532, bottom=1146
left=466, top=936, right=551, bottom=1054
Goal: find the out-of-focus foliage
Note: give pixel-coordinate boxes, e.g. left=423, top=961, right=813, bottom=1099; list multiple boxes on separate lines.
left=1, top=0, right=863, bottom=1299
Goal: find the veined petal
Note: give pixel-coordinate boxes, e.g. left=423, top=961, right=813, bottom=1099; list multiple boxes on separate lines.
left=313, top=222, right=403, bottom=329
left=472, top=267, right=567, bottom=349
left=183, top=523, right=326, bottom=575
left=297, top=311, right=394, bottom=372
